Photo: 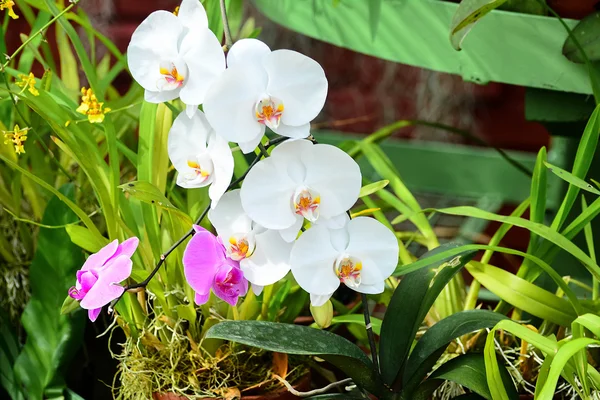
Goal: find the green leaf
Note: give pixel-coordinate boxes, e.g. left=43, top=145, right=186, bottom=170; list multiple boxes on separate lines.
left=327, top=314, right=382, bottom=335
left=65, top=225, right=109, bottom=253
left=466, top=261, right=577, bottom=326
left=0, top=310, right=24, bottom=400
left=530, top=148, right=547, bottom=247
left=450, top=0, right=508, bottom=51
left=13, top=184, right=86, bottom=399
left=432, top=206, right=600, bottom=280
left=379, top=243, right=477, bottom=386
left=545, top=161, right=600, bottom=195
left=118, top=181, right=192, bottom=225
left=563, top=11, right=600, bottom=64
left=403, top=310, right=508, bottom=396
left=368, top=0, right=382, bottom=40
left=426, top=353, right=517, bottom=400
left=359, top=180, right=389, bottom=198
left=206, top=320, right=384, bottom=396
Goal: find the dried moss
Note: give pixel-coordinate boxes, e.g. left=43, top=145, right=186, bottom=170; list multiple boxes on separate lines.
left=112, top=317, right=307, bottom=399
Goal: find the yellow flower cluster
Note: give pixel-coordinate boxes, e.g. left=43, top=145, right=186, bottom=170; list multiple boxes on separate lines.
left=16, top=73, right=39, bottom=96
left=76, top=87, right=110, bottom=123
left=3, top=124, right=29, bottom=155
left=0, top=0, right=18, bottom=19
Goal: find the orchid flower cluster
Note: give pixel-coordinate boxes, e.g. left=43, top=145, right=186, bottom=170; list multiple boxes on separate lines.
left=67, top=0, right=399, bottom=321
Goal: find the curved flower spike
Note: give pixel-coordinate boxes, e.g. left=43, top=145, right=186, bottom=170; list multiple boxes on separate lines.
left=127, top=0, right=225, bottom=117
left=68, top=237, right=139, bottom=321
left=240, top=139, right=361, bottom=242
left=168, top=111, right=233, bottom=207
left=209, top=190, right=292, bottom=287
left=290, top=217, right=399, bottom=306
left=204, top=39, right=328, bottom=153
left=183, top=225, right=248, bottom=306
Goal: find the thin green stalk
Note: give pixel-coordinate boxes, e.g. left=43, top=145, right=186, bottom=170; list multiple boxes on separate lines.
left=2, top=2, right=77, bottom=69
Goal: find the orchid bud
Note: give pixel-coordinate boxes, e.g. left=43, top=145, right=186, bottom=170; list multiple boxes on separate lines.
left=310, top=300, right=333, bottom=329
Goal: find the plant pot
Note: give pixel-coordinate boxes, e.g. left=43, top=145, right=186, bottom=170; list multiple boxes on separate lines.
left=152, top=372, right=311, bottom=400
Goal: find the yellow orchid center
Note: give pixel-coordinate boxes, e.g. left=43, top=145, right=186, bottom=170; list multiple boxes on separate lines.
left=16, top=73, right=39, bottom=96
left=3, top=124, right=29, bottom=155
left=227, top=233, right=255, bottom=261
left=173, top=6, right=180, bottom=16
left=76, top=87, right=110, bottom=124
left=334, top=255, right=362, bottom=289
left=160, top=64, right=185, bottom=87
left=187, top=160, right=210, bottom=178
left=255, top=97, right=284, bottom=130
left=293, top=186, right=320, bottom=222
left=1, top=0, right=18, bottom=19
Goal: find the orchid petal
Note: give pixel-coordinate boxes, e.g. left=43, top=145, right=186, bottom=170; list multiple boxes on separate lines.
left=127, top=11, right=183, bottom=91
left=239, top=229, right=292, bottom=286
left=204, top=65, right=267, bottom=144
left=194, top=292, right=210, bottom=305
left=252, top=284, right=264, bottom=296
left=207, top=132, right=234, bottom=207
left=144, top=88, right=182, bottom=103
left=177, top=0, right=209, bottom=30
left=80, top=255, right=132, bottom=309
left=88, top=308, right=101, bottom=322
left=310, top=293, right=333, bottom=307
left=81, top=240, right=118, bottom=271
left=208, top=189, right=253, bottom=241
left=183, top=225, right=223, bottom=295
left=238, top=130, right=265, bottom=154
left=107, top=237, right=140, bottom=265
left=212, top=264, right=247, bottom=306
left=345, top=217, right=399, bottom=285
left=186, top=104, right=198, bottom=118
left=180, top=28, right=226, bottom=106
left=273, top=122, right=310, bottom=139
left=355, top=281, right=385, bottom=294
left=240, top=156, right=298, bottom=230
left=227, top=38, right=271, bottom=68
left=302, top=144, right=361, bottom=218
left=264, top=50, right=328, bottom=127
left=278, top=216, right=303, bottom=243
left=290, top=224, right=340, bottom=296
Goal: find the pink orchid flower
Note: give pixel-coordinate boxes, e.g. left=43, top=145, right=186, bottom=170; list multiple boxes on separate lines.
left=183, top=225, right=248, bottom=306
left=69, top=237, right=139, bottom=321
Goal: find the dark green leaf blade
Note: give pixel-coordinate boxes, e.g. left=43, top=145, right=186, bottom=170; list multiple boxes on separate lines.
left=206, top=320, right=383, bottom=396
left=380, top=243, right=478, bottom=386
left=13, top=184, right=86, bottom=398
left=563, top=11, right=600, bottom=63
left=403, top=310, right=508, bottom=396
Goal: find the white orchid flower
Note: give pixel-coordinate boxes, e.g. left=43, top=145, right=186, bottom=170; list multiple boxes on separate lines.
left=127, top=0, right=225, bottom=117
left=290, top=216, right=399, bottom=306
left=167, top=111, right=233, bottom=206
left=240, top=139, right=361, bottom=242
left=209, top=190, right=293, bottom=287
left=203, top=39, right=328, bottom=153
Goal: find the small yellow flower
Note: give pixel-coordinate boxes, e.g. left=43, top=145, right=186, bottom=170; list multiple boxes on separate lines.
left=173, top=6, right=179, bottom=16
left=16, top=73, right=39, bottom=96
left=0, top=0, right=18, bottom=19
left=77, top=87, right=110, bottom=123
left=3, top=124, right=29, bottom=155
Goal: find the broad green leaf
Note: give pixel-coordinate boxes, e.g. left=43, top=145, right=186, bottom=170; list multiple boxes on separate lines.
left=573, top=313, right=600, bottom=337
left=206, top=321, right=384, bottom=396
left=118, top=181, right=192, bottom=226
left=65, top=225, right=109, bottom=253
left=368, top=0, right=382, bottom=40
left=563, top=11, right=600, bottom=63
left=545, top=161, right=600, bottom=195
left=466, top=261, right=577, bottom=326
left=426, top=354, right=517, bottom=400
left=530, top=149, right=547, bottom=247
left=380, top=243, right=477, bottom=386
left=0, top=311, right=24, bottom=400
left=13, top=184, right=86, bottom=399
left=538, top=338, right=599, bottom=400
left=325, top=314, right=382, bottom=335
left=56, top=24, right=79, bottom=100
left=432, top=206, right=600, bottom=280
left=403, top=310, right=508, bottom=396
left=450, top=0, right=508, bottom=51
left=359, top=180, right=389, bottom=198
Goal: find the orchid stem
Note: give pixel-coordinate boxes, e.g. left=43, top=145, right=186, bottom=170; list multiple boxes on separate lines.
left=361, top=293, right=380, bottom=374
left=219, top=0, right=234, bottom=51
left=113, top=137, right=286, bottom=307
